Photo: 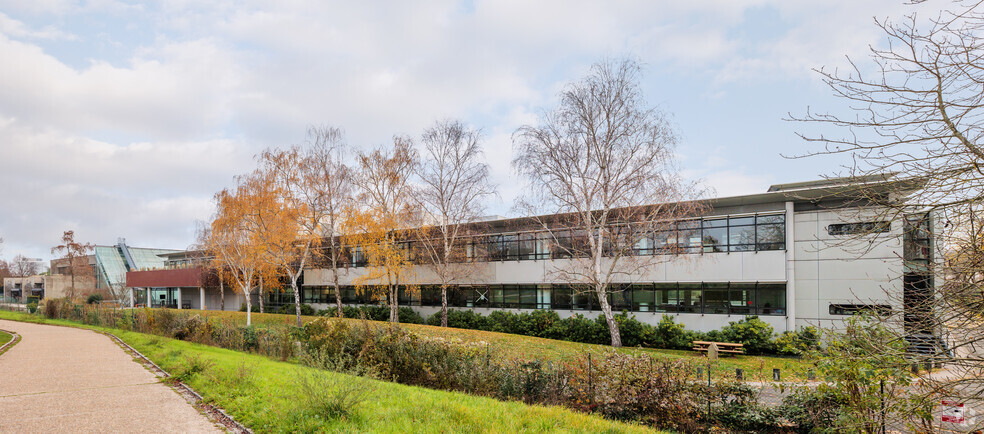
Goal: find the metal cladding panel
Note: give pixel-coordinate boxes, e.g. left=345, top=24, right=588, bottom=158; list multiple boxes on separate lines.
left=126, top=267, right=203, bottom=288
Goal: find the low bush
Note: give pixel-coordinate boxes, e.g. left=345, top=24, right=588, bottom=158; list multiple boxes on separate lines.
left=426, top=309, right=492, bottom=330
left=775, top=326, right=821, bottom=356
left=26, top=302, right=38, bottom=313
left=277, top=303, right=316, bottom=316
left=298, top=316, right=750, bottom=431
left=719, top=316, right=776, bottom=355
left=324, top=305, right=425, bottom=324
left=238, top=303, right=260, bottom=312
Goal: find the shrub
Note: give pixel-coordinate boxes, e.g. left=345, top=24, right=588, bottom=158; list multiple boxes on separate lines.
left=85, top=294, right=103, bottom=305
left=278, top=303, right=316, bottom=316
left=26, top=302, right=38, bottom=313
left=426, top=309, right=493, bottom=330
left=775, top=326, right=821, bottom=356
left=334, top=305, right=425, bottom=324
left=644, top=314, right=693, bottom=349
left=719, top=316, right=776, bottom=354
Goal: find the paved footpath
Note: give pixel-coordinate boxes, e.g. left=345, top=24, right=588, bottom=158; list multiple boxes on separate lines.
left=0, top=319, right=221, bottom=433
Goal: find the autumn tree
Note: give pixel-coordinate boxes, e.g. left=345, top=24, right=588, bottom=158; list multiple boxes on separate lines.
left=260, top=126, right=352, bottom=324
left=208, top=175, right=277, bottom=326
left=51, top=230, right=95, bottom=299
left=346, top=137, right=419, bottom=323
left=413, top=120, right=496, bottom=327
left=790, top=1, right=984, bottom=425
left=513, top=58, right=703, bottom=347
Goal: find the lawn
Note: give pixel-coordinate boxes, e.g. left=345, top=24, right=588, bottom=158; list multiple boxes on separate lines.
left=0, top=310, right=656, bottom=433
left=193, top=309, right=816, bottom=381
left=0, top=330, right=11, bottom=346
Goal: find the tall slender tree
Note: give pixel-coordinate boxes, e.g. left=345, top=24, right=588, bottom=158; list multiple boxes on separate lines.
left=208, top=175, right=277, bottom=326
left=513, top=58, right=703, bottom=347
left=260, top=126, right=352, bottom=324
left=347, top=137, right=419, bottom=322
left=413, top=120, right=497, bottom=327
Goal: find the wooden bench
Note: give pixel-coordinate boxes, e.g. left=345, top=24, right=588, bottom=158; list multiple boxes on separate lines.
left=692, top=341, right=745, bottom=356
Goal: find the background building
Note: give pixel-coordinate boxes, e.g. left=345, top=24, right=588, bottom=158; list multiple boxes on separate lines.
left=299, top=176, right=929, bottom=334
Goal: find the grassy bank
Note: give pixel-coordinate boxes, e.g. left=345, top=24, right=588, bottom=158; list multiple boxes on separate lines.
left=0, top=310, right=655, bottom=433
left=196, top=309, right=815, bottom=381
left=0, top=330, right=11, bottom=346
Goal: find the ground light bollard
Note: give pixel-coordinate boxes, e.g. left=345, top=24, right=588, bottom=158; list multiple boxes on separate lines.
left=773, top=368, right=781, bottom=381
left=735, top=368, right=743, bottom=381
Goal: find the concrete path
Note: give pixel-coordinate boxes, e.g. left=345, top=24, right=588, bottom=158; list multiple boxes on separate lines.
left=0, top=319, right=221, bottom=433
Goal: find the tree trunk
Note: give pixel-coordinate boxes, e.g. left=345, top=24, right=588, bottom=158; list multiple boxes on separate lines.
left=291, top=279, right=302, bottom=327
left=389, top=277, right=399, bottom=323
left=333, top=263, right=343, bottom=318
left=440, top=282, right=449, bottom=327
left=219, top=278, right=225, bottom=311
left=597, top=285, right=622, bottom=347
left=258, top=275, right=264, bottom=313
left=245, top=286, right=252, bottom=326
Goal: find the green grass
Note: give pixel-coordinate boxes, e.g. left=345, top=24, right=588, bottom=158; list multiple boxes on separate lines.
left=0, top=310, right=657, bottom=432
left=0, top=330, right=11, bottom=346
left=199, top=309, right=816, bottom=381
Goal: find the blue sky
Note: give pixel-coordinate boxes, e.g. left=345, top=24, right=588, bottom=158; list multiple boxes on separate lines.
left=0, top=0, right=932, bottom=261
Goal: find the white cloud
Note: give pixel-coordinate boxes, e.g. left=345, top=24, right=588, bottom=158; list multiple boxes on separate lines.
left=0, top=12, right=77, bottom=40
left=0, top=0, right=932, bottom=261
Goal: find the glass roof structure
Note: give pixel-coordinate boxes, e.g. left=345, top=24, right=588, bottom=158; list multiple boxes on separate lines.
left=94, top=244, right=181, bottom=289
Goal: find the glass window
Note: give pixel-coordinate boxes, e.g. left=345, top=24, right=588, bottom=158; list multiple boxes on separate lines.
left=421, top=286, right=442, bottom=306
left=703, top=283, right=729, bottom=314
left=572, top=285, right=594, bottom=310
left=632, top=284, right=655, bottom=312
left=552, top=285, right=572, bottom=309
left=398, top=286, right=412, bottom=305
left=654, top=283, right=677, bottom=312
left=519, top=285, right=537, bottom=309
left=829, top=304, right=892, bottom=316
left=702, top=225, right=728, bottom=253
left=536, top=285, right=552, bottom=309
left=470, top=286, right=490, bottom=308
left=729, top=217, right=756, bottom=252
left=342, top=286, right=359, bottom=304
left=490, top=285, right=504, bottom=308
left=518, top=234, right=536, bottom=260
left=608, top=284, right=632, bottom=312
left=757, top=214, right=784, bottom=225
left=503, top=286, right=520, bottom=308
left=828, top=222, right=891, bottom=236
left=677, top=221, right=701, bottom=253
left=729, top=283, right=755, bottom=314
left=756, top=284, right=786, bottom=315
left=677, top=283, right=702, bottom=313
left=756, top=223, right=785, bottom=250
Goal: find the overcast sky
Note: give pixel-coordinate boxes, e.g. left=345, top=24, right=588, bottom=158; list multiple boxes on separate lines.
left=0, top=0, right=933, bottom=261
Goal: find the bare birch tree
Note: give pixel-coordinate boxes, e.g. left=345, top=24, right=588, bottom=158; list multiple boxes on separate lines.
left=302, top=127, right=353, bottom=318
left=347, top=137, right=419, bottom=323
left=513, top=58, right=703, bottom=347
left=413, top=120, right=497, bottom=327
left=790, top=1, right=984, bottom=426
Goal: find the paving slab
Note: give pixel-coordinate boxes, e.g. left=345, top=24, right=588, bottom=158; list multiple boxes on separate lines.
left=0, top=319, right=222, bottom=433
